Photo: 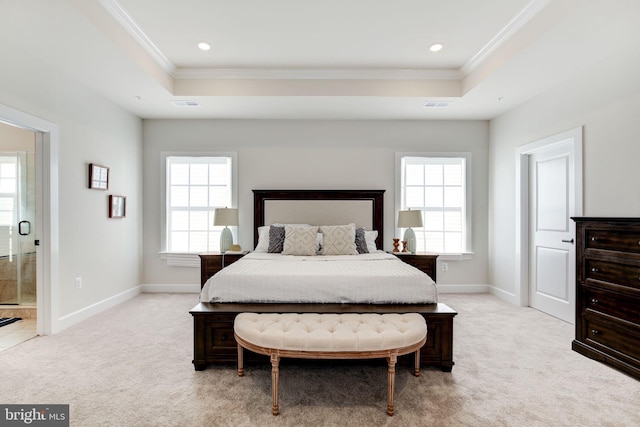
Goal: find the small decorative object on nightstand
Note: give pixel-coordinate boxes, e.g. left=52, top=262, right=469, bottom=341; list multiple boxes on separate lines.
left=397, top=209, right=423, bottom=254
left=392, top=238, right=400, bottom=252
left=214, top=208, right=238, bottom=253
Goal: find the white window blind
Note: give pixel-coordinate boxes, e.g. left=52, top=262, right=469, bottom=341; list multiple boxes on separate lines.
left=166, top=155, right=233, bottom=253
left=400, top=156, right=468, bottom=254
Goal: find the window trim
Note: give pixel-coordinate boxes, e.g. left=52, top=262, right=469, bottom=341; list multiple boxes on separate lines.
left=395, top=152, right=473, bottom=256
left=160, top=151, right=238, bottom=266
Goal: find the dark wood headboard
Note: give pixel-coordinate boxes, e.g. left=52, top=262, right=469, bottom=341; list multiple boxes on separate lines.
left=252, top=190, right=385, bottom=249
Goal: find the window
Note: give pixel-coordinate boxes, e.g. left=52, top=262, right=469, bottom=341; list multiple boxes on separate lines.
left=397, top=154, right=471, bottom=254
left=164, top=154, right=236, bottom=254
left=0, top=156, right=17, bottom=258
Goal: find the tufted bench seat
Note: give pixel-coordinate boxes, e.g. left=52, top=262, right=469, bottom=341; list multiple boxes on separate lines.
left=234, top=312, right=427, bottom=416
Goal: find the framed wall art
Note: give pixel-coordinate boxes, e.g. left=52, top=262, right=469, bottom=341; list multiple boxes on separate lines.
left=109, top=195, right=126, bottom=218
left=89, top=163, right=109, bottom=190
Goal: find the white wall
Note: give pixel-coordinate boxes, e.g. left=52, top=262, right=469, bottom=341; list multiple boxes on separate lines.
left=0, top=40, right=143, bottom=325
left=489, top=49, right=640, bottom=297
left=143, top=119, right=489, bottom=288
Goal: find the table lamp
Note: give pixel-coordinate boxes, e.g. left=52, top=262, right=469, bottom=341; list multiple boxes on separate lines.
left=214, top=208, right=238, bottom=253
left=397, top=209, right=423, bottom=254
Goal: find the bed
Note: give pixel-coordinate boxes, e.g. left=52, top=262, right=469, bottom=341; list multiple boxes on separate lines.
left=190, top=190, right=457, bottom=371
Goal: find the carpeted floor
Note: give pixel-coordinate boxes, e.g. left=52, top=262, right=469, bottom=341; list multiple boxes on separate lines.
left=0, top=293, right=638, bottom=426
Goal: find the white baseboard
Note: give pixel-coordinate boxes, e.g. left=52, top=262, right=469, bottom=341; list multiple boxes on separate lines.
left=438, top=284, right=490, bottom=293
left=141, top=284, right=200, bottom=293
left=56, top=286, right=143, bottom=332
left=488, top=286, right=519, bottom=305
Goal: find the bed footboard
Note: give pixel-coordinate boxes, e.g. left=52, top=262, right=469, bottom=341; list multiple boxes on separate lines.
left=190, top=302, right=456, bottom=372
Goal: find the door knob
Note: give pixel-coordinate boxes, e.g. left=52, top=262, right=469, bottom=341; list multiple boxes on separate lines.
left=561, top=238, right=574, bottom=244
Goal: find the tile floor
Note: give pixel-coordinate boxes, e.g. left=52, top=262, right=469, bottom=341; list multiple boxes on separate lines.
left=0, top=318, right=37, bottom=352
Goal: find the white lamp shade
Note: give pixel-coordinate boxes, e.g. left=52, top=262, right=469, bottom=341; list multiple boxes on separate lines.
left=214, top=208, right=238, bottom=226
left=397, top=209, right=423, bottom=228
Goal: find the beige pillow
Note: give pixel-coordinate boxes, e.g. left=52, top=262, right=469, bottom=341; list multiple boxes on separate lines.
left=320, top=224, right=358, bottom=255
left=282, top=225, right=318, bottom=256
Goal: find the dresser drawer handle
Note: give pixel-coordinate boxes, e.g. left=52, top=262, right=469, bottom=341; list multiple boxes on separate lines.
left=590, top=298, right=598, bottom=305
left=221, top=334, right=228, bottom=341
left=591, top=237, right=598, bottom=242
left=591, top=267, right=599, bottom=273
left=591, top=329, right=600, bottom=336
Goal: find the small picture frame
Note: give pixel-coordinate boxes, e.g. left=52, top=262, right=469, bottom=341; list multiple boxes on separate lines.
left=109, top=195, right=126, bottom=218
left=89, top=163, right=109, bottom=190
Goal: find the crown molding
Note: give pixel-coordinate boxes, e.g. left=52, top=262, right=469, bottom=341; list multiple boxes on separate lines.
left=99, top=0, right=176, bottom=75
left=460, top=0, right=551, bottom=77
left=101, top=0, right=547, bottom=82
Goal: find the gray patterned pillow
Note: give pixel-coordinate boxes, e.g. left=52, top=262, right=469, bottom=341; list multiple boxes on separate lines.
left=320, top=224, right=358, bottom=255
left=282, top=225, right=318, bottom=256
left=355, top=227, right=369, bottom=254
left=267, top=225, right=285, bottom=253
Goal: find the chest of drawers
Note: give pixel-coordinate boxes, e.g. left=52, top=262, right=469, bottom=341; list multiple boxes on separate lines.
left=572, top=218, right=640, bottom=380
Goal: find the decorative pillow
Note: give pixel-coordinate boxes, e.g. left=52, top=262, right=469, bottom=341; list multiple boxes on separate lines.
left=254, top=225, right=270, bottom=252
left=355, top=227, right=369, bottom=254
left=268, top=225, right=285, bottom=253
left=254, top=224, right=311, bottom=252
left=282, top=225, right=318, bottom=256
left=320, top=224, right=358, bottom=255
left=365, top=230, right=378, bottom=252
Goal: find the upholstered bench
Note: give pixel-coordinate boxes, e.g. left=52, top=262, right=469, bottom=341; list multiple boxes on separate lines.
left=234, top=312, right=427, bottom=416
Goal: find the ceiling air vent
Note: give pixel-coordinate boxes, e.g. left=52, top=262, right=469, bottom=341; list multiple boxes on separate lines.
left=171, top=100, right=200, bottom=107
left=424, top=101, right=452, bottom=108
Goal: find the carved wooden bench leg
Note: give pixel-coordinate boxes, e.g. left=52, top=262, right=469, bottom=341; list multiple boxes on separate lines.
left=387, top=352, right=397, bottom=416
left=414, top=348, right=421, bottom=377
left=271, top=352, right=280, bottom=416
left=237, top=343, right=244, bottom=377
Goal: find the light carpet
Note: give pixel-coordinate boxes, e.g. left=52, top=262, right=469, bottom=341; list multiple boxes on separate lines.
left=0, top=293, right=638, bottom=426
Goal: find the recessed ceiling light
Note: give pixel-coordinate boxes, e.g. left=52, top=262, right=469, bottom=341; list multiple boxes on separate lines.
left=429, top=43, right=443, bottom=52
left=198, top=41, right=211, bottom=51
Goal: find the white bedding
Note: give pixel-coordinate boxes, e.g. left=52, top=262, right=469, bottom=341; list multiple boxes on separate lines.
left=200, top=251, right=438, bottom=304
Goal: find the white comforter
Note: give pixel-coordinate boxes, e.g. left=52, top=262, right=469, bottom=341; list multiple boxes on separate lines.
left=200, top=251, right=438, bottom=304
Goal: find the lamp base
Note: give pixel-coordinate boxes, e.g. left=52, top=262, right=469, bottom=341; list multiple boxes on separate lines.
left=220, top=227, right=233, bottom=253
left=403, top=227, right=416, bottom=254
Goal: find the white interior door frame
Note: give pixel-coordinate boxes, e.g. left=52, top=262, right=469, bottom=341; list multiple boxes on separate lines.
left=514, top=127, right=583, bottom=307
left=0, top=104, right=59, bottom=335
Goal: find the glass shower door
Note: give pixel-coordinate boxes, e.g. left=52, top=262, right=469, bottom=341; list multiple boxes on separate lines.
left=0, top=152, right=36, bottom=305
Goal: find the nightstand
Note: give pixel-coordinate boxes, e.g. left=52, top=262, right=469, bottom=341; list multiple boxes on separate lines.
left=389, top=252, right=438, bottom=282
left=198, top=252, right=249, bottom=288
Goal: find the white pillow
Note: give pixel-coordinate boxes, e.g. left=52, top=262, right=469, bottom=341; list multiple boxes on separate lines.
left=320, top=224, right=358, bottom=255
left=282, top=225, right=318, bottom=256
left=365, top=230, right=378, bottom=252
left=254, top=225, right=270, bottom=252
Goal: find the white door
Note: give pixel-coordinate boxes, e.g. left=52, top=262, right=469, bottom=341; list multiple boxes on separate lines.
left=528, top=141, right=576, bottom=323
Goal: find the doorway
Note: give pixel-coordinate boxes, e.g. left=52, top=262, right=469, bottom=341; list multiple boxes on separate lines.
left=0, top=103, right=59, bottom=336
left=0, top=123, right=37, bottom=348
left=0, top=124, right=36, bottom=306
left=515, top=127, right=583, bottom=323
